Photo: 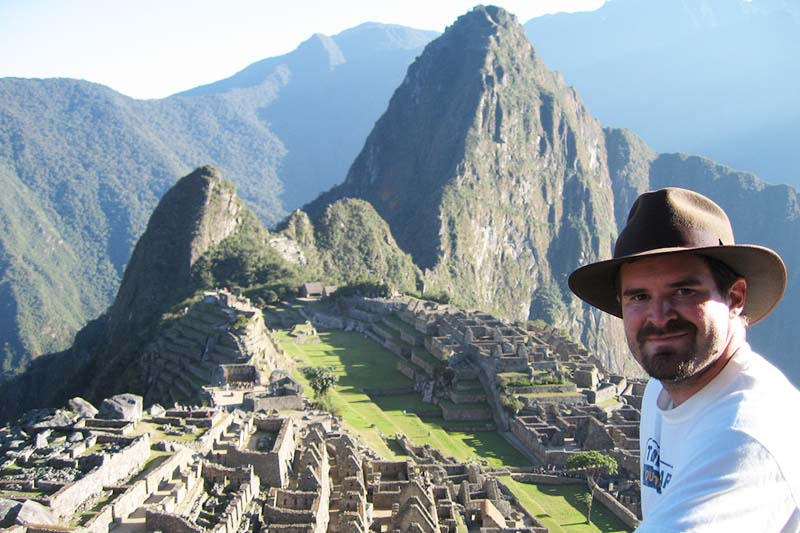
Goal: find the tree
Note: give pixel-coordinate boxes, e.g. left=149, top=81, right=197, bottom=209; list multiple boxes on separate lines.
left=302, top=367, right=339, bottom=398
left=565, top=451, right=618, bottom=524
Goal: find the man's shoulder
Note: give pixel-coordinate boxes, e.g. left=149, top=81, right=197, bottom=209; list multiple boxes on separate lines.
left=728, top=348, right=799, bottom=406
left=717, top=349, right=798, bottom=466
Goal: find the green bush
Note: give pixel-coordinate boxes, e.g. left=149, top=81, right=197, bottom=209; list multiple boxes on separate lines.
left=505, top=377, right=533, bottom=388
left=500, top=393, right=524, bottom=415
left=314, top=395, right=341, bottom=417
left=332, top=281, right=391, bottom=299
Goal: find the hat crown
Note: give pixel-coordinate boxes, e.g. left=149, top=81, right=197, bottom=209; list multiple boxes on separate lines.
left=614, top=188, right=735, bottom=258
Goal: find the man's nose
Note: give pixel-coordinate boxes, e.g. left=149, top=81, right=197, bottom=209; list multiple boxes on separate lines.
left=648, top=296, right=677, bottom=327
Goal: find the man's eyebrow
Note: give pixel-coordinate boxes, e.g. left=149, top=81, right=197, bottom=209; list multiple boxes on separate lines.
left=621, top=287, right=646, bottom=298
left=668, top=277, right=703, bottom=288
left=621, top=277, right=703, bottom=298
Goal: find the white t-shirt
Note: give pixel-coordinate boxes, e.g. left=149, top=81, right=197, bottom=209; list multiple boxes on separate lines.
left=637, top=345, right=800, bottom=532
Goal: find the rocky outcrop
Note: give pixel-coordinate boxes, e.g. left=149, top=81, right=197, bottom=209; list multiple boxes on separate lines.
left=97, top=393, right=143, bottom=421
left=273, top=200, right=423, bottom=293
left=81, top=166, right=245, bottom=399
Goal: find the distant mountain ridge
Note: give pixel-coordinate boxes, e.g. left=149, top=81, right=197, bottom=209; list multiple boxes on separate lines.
left=525, top=0, right=800, bottom=186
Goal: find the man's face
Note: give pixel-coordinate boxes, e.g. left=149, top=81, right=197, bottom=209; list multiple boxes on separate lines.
left=619, top=254, right=742, bottom=383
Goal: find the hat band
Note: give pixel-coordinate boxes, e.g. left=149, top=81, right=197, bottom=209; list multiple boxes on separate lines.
left=615, top=226, right=726, bottom=259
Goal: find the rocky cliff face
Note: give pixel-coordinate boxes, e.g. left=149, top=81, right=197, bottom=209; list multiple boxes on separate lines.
left=310, top=6, right=630, bottom=372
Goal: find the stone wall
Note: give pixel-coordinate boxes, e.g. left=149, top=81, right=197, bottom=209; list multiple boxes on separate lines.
left=197, top=412, right=235, bottom=451
left=590, top=480, right=641, bottom=530
left=111, top=478, right=148, bottom=521
left=244, top=393, right=304, bottom=411
left=512, top=383, right=578, bottom=394
left=48, top=433, right=151, bottom=518
left=509, top=417, right=571, bottom=466
left=145, top=509, right=203, bottom=533
left=215, top=364, right=260, bottom=386
left=465, top=347, right=510, bottom=432
left=520, top=393, right=585, bottom=408
left=268, top=417, right=295, bottom=487
left=440, top=402, right=492, bottom=421
left=510, top=473, right=576, bottom=485
left=372, top=488, right=403, bottom=508
left=78, top=503, right=114, bottom=533
left=495, top=356, right=529, bottom=373
left=144, top=447, right=195, bottom=494
left=585, top=384, right=617, bottom=404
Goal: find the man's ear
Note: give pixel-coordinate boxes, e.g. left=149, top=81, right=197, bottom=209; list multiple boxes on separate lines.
left=728, top=278, right=747, bottom=318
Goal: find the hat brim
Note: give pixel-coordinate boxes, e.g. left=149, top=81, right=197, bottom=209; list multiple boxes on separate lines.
left=568, top=245, right=786, bottom=325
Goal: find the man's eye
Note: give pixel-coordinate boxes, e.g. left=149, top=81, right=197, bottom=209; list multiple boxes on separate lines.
left=675, top=288, right=695, bottom=297
left=629, top=293, right=648, bottom=302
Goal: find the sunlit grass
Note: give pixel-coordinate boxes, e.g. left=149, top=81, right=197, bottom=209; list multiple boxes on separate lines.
left=501, top=476, right=631, bottom=533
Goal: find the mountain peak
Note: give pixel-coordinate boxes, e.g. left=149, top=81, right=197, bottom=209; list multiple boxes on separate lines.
left=444, top=5, right=523, bottom=45
left=293, top=32, right=346, bottom=69
left=106, top=165, right=243, bottom=352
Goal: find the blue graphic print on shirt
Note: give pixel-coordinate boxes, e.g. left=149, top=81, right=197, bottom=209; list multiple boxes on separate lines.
left=643, top=437, right=673, bottom=494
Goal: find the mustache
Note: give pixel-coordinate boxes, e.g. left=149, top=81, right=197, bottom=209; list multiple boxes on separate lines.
left=637, top=319, right=696, bottom=344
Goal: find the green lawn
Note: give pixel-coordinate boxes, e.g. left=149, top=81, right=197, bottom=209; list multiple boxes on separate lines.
left=276, top=329, right=529, bottom=467
left=500, top=476, right=632, bottom=533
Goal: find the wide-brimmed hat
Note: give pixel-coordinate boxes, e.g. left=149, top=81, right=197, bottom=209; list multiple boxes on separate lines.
left=568, top=187, right=786, bottom=325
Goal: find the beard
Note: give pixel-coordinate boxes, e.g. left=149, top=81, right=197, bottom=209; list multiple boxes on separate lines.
left=630, top=318, right=722, bottom=383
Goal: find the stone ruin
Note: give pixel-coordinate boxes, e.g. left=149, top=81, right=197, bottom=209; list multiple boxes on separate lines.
left=310, top=295, right=646, bottom=525
left=141, top=289, right=280, bottom=406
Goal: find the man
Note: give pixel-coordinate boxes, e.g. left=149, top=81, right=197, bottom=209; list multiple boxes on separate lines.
left=568, top=188, right=799, bottom=532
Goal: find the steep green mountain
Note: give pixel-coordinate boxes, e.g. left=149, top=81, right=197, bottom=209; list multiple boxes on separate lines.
left=308, top=6, right=630, bottom=373
left=278, top=200, right=422, bottom=294
left=525, top=0, right=800, bottom=186
left=0, top=166, right=284, bottom=417
left=0, top=24, right=435, bottom=378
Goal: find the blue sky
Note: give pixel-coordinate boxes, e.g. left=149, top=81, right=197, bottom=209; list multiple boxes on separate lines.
left=0, top=0, right=605, bottom=99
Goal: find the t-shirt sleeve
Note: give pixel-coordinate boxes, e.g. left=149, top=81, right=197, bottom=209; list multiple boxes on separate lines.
left=635, top=430, right=796, bottom=533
